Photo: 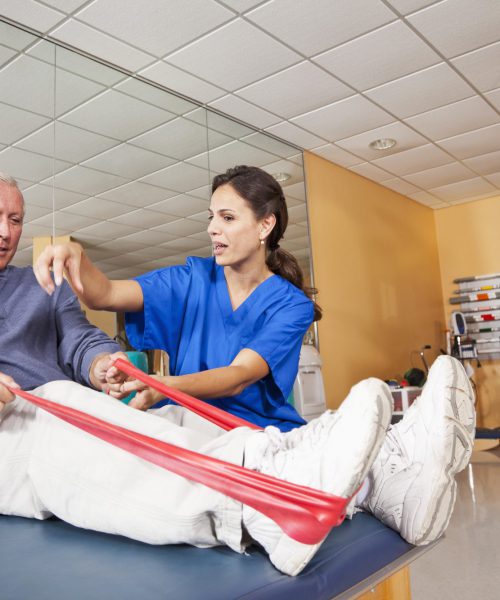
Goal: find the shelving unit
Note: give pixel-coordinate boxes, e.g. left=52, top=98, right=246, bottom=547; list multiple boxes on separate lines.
left=451, top=272, right=500, bottom=361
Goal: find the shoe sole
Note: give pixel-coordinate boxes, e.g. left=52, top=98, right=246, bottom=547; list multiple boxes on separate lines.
left=272, top=378, right=393, bottom=575
left=401, top=356, right=475, bottom=545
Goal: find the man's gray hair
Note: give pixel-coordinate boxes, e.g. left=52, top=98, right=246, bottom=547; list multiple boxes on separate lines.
left=0, top=172, right=25, bottom=214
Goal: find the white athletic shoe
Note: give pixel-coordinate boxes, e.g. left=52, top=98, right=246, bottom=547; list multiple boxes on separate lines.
left=361, top=355, right=475, bottom=545
left=243, top=378, right=393, bottom=576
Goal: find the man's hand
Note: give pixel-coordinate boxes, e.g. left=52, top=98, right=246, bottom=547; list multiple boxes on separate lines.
left=89, top=352, right=130, bottom=399
left=0, top=372, right=20, bottom=412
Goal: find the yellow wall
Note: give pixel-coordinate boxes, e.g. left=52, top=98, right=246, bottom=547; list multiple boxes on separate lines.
left=434, top=195, right=500, bottom=427
left=304, top=152, right=445, bottom=409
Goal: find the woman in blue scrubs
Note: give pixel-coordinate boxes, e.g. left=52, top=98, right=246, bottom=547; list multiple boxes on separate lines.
left=35, top=166, right=321, bottom=431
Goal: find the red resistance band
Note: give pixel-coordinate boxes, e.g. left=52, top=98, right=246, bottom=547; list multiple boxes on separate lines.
left=6, top=370, right=352, bottom=545
left=113, top=358, right=260, bottom=432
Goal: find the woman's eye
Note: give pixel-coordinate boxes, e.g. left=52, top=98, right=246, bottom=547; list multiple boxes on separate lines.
left=223, top=215, right=233, bottom=222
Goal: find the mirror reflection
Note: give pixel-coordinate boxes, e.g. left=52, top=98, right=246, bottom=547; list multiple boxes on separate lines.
left=1, top=19, right=311, bottom=280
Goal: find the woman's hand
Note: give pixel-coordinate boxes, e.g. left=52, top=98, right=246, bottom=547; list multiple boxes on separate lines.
left=0, top=372, right=20, bottom=412
left=34, top=242, right=84, bottom=296
left=119, top=376, right=166, bottom=411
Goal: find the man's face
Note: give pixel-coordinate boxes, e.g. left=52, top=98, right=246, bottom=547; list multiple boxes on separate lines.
left=0, top=182, right=24, bottom=271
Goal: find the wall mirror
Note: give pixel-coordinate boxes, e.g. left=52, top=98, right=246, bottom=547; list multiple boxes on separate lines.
left=1, top=18, right=312, bottom=296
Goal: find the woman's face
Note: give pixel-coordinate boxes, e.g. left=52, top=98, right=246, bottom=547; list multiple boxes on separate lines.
left=208, top=183, right=265, bottom=268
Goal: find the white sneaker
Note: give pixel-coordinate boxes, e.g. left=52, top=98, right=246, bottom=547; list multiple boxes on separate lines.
left=243, top=378, right=393, bottom=576
left=361, top=356, right=475, bottom=545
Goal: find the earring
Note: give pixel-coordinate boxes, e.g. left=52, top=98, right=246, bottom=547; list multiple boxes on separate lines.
left=260, top=239, right=264, bottom=245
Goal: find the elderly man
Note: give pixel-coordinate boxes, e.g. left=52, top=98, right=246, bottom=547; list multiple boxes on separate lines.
left=0, top=173, right=475, bottom=577
left=0, top=172, right=123, bottom=410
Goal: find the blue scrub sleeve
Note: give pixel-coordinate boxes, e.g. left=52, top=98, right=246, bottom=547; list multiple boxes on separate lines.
left=125, top=263, right=192, bottom=353
left=245, top=296, right=314, bottom=405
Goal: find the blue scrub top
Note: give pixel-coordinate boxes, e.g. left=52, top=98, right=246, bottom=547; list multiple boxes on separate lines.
left=125, top=256, right=314, bottom=431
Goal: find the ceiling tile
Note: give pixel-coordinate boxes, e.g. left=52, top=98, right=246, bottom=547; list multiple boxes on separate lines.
left=0, top=55, right=58, bottom=117
left=15, top=121, right=119, bottom=163
left=122, top=244, right=179, bottom=260
left=287, top=204, right=308, bottom=223
left=109, top=208, right=173, bottom=229
left=384, top=0, right=439, bottom=15
left=44, top=164, right=128, bottom=195
left=365, top=63, right=475, bottom=119
left=0, top=20, right=39, bottom=51
left=51, top=19, right=155, bottom=72
left=114, top=77, right=197, bottom=115
left=484, top=171, right=500, bottom=188
left=154, top=218, right=206, bottom=236
left=261, top=158, right=305, bottom=186
left=29, top=211, right=100, bottom=232
left=115, top=230, right=178, bottom=247
left=55, top=67, right=107, bottom=116
left=62, top=197, right=135, bottom=220
left=246, top=0, right=395, bottom=56
left=429, top=177, right=497, bottom=202
left=236, top=61, right=351, bottom=119
left=22, top=183, right=87, bottom=209
left=336, top=121, right=427, bottom=161
left=129, top=117, right=229, bottom=160
left=310, top=144, right=363, bottom=167
left=189, top=107, right=254, bottom=138
left=208, top=94, right=282, bottom=129
left=485, top=88, right=500, bottom=111
left=23, top=203, right=52, bottom=221
left=140, top=162, right=210, bottom=192
left=1, top=0, right=65, bottom=32
left=98, top=181, right=176, bottom=207
left=0, top=147, right=71, bottom=182
left=437, top=123, right=500, bottom=159
left=407, top=0, right=500, bottom=58
left=291, top=94, right=393, bottom=142
left=0, top=103, right=50, bottom=145
left=0, top=45, right=16, bottom=66
left=188, top=140, right=277, bottom=172
left=40, top=0, right=90, bottom=12
left=379, top=178, right=420, bottom=195
left=20, top=222, right=54, bottom=238
left=149, top=194, right=209, bottom=217
left=403, top=162, right=476, bottom=188
left=74, top=220, right=141, bottom=240
left=61, top=89, right=175, bottom=140
left=371, top=143, right=454, bottom=175
left=451, top=41, right=500, bottom=92
left=408, top=190, right=444, bottom=207
left=138, top=61, right=225, bottom=104
left=166, top=20, right=301, bottom=91
left=77, top=0, right=233, bottom=56
left=314, top=20, right=440, bottom=91
left=240, top=132, right=299, bottom=159
left=463, top=150, right=500, bottom=175
left=82, top=143, right=176, bottom=179
left=160, top=237, right=207, bottom=252
left=405, top=96, right=500, bottom=140
left=349, top=162, right=393, bottom=182
left=217, top=0, right=263, bottom=12
left=282, top=182, right=306, bottom=201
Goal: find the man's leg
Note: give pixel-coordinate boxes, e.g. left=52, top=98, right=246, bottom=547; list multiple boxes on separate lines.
left=359, top=356, right=475, bottom=545
left=26, top=380, right=252, bottom=552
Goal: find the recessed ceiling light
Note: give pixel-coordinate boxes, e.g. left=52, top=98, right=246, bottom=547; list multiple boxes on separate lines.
left=369, top=138, right=397, bottom=150
left=272, top=172, right=291, bottom=182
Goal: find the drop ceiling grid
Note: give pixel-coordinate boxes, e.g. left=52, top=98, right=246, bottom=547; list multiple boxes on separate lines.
left=2, top=1, right=500, bottom=274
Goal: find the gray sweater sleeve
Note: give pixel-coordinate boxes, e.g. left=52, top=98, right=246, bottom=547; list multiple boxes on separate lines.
left=55, top=283, right=120, bottom=387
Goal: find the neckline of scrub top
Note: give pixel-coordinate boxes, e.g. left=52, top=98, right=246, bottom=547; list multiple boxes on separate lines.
left=216, top=264, right=277, bottom=323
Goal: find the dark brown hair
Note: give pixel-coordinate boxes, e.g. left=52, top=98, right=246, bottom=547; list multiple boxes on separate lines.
left=212, top=165, right=322, bottom=321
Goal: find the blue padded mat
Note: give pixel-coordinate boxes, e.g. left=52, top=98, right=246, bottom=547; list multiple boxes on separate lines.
left=1, top=512, right=414, bottom=600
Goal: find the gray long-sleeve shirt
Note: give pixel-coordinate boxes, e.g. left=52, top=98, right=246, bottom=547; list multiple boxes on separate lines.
left=0, top=265, right=120, bottom=390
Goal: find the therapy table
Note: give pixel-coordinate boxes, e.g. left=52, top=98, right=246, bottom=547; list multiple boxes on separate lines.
left=1, top=511, right=436, bottom=600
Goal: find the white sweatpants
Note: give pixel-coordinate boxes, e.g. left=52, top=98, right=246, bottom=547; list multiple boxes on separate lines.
left=0, top=380, right=256, bottom=553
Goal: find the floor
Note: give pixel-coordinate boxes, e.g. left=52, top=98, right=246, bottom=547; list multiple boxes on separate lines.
left=410, top=445, right=500, bottom=599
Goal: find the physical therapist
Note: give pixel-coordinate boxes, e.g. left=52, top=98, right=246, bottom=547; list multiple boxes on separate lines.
left=35, top=166, right=321, bottom=431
